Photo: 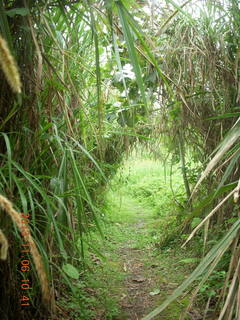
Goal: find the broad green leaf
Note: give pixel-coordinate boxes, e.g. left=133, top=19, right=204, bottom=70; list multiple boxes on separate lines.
left=179, top=258, right=200, bottom=264
left=116, top=1, right=148, bottom=113
left=6, top=8, right=29, bottom=17
left=191, top=218, right=201, bottom=228
left=62, top=263, right=79, bottom=280
left=206, top=112, right=240, bottom=120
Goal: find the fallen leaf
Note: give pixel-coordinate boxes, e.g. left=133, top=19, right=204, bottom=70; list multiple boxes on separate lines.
left=132, top=276, right=146, bottom=283
left=134, top=263, right=143, bottom=268
left=149, top=289, right=160, bottom=296
left=122, top=303, right=133, bottom=308
left=120, top=293, right=127, bottom=300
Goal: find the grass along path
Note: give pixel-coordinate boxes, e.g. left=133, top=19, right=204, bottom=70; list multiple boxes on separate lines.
left=64, top=157, right=203, bottom=320
left=83, top=192, right=200, bottom=320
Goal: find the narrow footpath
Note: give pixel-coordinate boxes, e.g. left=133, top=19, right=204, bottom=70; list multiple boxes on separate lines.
left=86, top=194, right=201, bottom=320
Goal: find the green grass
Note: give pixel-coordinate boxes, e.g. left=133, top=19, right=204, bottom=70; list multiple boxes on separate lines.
left=112, top=155, right=186, bottom=214
left=60, top=153, right=200, bottom=319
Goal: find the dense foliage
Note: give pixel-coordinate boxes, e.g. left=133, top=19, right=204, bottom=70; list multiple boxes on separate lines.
left=0, top=0, right=239, bottom=319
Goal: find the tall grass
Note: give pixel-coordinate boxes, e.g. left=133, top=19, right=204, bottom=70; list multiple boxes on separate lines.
left=0, top=0, right=240, bottom=318
left=0, top=0, right=155, bottom=318
left=142, top=0, right=240, bottom=318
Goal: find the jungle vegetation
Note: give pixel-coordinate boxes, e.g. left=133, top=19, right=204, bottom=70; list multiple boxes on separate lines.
left=0, top=0, right=239, bottom=319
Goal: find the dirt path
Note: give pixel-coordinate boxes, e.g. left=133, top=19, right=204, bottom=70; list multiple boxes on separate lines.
left=118, top=247, right=158, bottom=319
left=117, top=219, right=159, bottom=319
left=88, top=197, right=200, bottom=320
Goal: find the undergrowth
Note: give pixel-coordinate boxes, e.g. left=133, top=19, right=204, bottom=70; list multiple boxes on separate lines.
left=59, top=152, right=201, bottom=319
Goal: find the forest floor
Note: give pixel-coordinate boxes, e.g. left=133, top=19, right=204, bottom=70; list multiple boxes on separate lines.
left=80, top=194, right=202, bottom=320
left=63, top=158, right=203, bottom=320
